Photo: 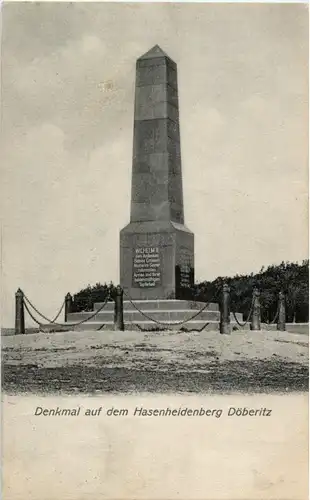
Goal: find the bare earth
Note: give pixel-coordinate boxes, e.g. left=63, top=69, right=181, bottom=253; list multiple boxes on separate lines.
left=2, top=329, right=309, bottom=394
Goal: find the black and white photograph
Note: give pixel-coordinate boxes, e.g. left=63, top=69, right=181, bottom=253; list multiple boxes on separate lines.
left=1, top=2, right=308, bottom=499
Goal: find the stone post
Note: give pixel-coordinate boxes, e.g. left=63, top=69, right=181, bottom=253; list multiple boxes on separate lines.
left=65, top=292, right=73, bottom=322
left=114, top=285, right=124, bottom=331
left=220, top=283, right=231, bottom=334
left=251, top=287, right=261, bottom=331
left=277, top=291, right=286, bottom=331
left=15, top=288, right=25, bottom=335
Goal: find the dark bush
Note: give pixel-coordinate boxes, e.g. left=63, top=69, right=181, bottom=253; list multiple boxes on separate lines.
left=190, top=260, right=309, bottom=323
left=72, top=282, right=116, bottom=312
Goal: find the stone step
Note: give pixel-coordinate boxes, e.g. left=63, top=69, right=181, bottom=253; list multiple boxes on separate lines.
left=93, top=299, right=219, bottom=312
left=67, top=309, right=228, bottom=323
left=67, top=309, right=243, bottom=325
left=69, top=320, right=248, bottom=332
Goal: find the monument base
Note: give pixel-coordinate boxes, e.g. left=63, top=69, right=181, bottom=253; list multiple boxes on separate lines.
left=120, top=220, right=194, bottom=300
left=66, top=299, right=244, bottom=332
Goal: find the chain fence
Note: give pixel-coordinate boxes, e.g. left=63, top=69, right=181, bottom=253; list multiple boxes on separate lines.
left=133, top=320, right=211, bottom=333
left=231, top=300, right=280, bottom=330
left=261, top=304, right=280, bottom=329
left=20, top=287, right=285, bottom=334
left=23, top=292, right=110, bottom=331
left=123, top=288, right=220, bottom=329
left=232, top=299, right=254, bottom=328
left=23, top=295, right=65, bottom=324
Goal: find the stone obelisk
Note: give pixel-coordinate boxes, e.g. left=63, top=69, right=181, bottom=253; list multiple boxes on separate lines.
left=120, top=45, right=194, bottom=300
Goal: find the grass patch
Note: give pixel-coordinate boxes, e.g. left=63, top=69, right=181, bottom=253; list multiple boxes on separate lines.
left=2, top=359, right=308, bottom=395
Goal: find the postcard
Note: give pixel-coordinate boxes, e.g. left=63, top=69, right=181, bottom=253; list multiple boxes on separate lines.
left=1, top=2, right=308, bottom=499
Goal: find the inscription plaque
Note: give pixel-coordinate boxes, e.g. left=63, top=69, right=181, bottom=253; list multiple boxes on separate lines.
left=133, top=246, right=162, bottom=288
left=179, top=248, right=192, bottom=288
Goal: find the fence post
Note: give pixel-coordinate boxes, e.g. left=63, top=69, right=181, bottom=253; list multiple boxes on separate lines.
left=65, top=292, right=73, bottom=322
left=251, top=287, right=261, bottom=331
left=15, top=288, right=25, bottom=335
left=277, top=291, right=286, bottom=331
left=114, top=285, right=124, bottom=331
left=220, top=283, right=231, bottom=334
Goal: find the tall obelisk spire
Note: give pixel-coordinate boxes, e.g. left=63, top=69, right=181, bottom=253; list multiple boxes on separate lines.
left=130, top=45, right=184, bottom=224
left=120, top=46, right=194, bottom=300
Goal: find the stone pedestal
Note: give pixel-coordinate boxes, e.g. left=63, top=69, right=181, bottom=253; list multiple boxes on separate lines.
left=120, top=220, right=194, bottom=300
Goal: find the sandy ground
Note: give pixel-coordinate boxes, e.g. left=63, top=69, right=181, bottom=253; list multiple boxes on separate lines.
left=2, top=329, right=308, bottom=394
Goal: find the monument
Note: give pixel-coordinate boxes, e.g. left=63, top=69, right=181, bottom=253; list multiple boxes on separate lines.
left=66, top=46, right=244, bottom=330
left=120, top=45, right=194, bottom=300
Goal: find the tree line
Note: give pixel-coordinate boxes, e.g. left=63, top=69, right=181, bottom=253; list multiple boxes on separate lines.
left=192, top=260, right=309, bottom=323
left=72, top=260, right=309, bottom=323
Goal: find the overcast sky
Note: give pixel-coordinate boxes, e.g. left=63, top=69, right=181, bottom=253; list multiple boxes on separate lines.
left=1, top=2, right=308, bottom=327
